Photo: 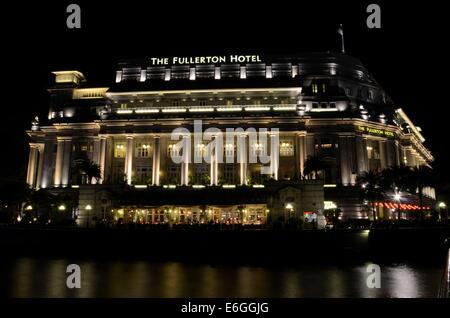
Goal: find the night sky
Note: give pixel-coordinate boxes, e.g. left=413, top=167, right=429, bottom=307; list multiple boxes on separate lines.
left=2, top=1, right=449, bottom=200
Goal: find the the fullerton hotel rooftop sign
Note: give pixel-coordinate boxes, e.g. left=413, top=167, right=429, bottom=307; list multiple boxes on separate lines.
left=150, top=55, right=262, bottom=66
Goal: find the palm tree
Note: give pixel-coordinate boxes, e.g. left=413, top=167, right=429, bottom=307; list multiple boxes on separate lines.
left=73, top=159, right=102, bottom=184
left=303, top=156, right=326, bottom=180
left=410, top=165, right=434, bottom=220
left=356, top=170, right=383, bottom=221
left=381, top=165, right=413, bottom=220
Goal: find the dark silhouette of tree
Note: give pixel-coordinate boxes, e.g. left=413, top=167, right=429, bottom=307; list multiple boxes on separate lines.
left=73, top=159, right=102, bottom=184
left=303, top=156, right=326, bottom=179
left=381, top=165, right=413, bottom=220
left=356, top=170, right=384, bottom=220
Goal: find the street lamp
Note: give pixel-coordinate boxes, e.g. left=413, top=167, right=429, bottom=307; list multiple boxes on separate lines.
left=439, top=202, right=447, bottom=220
left=85, top=204, right=92, bottom=228
left=58, top=204, right=66, bottom=211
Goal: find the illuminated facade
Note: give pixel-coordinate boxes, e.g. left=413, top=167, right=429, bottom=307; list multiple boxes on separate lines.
left=26, top=52, right=434, bottom=225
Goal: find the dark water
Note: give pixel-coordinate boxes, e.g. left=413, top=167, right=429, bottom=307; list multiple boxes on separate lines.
left=1, top=257, right=443, bottom=298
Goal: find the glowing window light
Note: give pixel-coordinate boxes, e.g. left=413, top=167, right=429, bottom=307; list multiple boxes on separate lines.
left=192, top=185, right=205, bottom=189
left=252, top=184, right=265, bottom=188
left=222, top=185, right=236, bottom=189
left=135, top=108, right=159, bottom=113
left=117, top=109, right=133, bottom=114
left=244, top=106, right=271, bottom=111
left=161, top=108, right=187, bottom=113
left=189, top=108, right=215, bottom=112
left=273, top=105, right=297, bottom=111
left=134, top=185, right=147, bottom=189
left=217, top=107, right=242, bottom=112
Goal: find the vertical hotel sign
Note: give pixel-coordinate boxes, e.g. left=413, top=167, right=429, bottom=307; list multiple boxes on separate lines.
left=150, top=55, right=262, bottom=66
left=357, top=126, right=395, bottom=138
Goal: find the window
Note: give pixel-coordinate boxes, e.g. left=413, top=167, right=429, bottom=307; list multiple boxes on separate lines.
left=199, top=100, right=207, bottom=106
left=251, top=143, right=265, bottom=157
left=167, top=143, right=180, bottom=158
left=312, top=84, right=318, bottom=94
left=346, top=87, right=352, bottom=95
left=312, top=102, right=319, bottom=109
left=114, top=142, right=126, bottom=158
left=280, top=141, right=294, bottom=157
left=80, top=145, right=88, bottom=152
left=136, top=166, right=151, bottom=184
left=329, top=102, right=336, bottom=109
left=172, top=100, right=180, bottom=107
left=226, top=99, right=233, bottom=106
left=136, top=142, right=151, bottom=158
left=320, top=102, right=328, bottom=109
left=368, top=90, right=373, bottom=100
left=322, top=84, right=326, bottom=93
left=194, top=143, right=207, bottom=159
left=224, top=143, right=235, bottom=158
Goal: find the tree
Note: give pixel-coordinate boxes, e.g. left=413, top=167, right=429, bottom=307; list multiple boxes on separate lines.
left=381, top=165, right=413, bottom=220
left=410, top=165, right=434, bottom=220
left=73, top=159, right=102, bottom=184
left=303, top=156, right=326, bottom=180
left=356, top=170, right=384, bottom=221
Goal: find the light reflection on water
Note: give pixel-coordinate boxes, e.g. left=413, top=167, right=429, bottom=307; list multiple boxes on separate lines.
left=1, top=257, right=442, bottom=298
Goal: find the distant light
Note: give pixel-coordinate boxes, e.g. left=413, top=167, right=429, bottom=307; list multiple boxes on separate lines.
left=71, top=185, right=79, bottom=188
left=285, top=203, right=294, bottom=210
left=134, top=185, right=147, bottom=189
left=25, top=205, right=33, bottom=211
left=58, top=205, right=66, bottom=211
left=193, top=185, right=205, bottom=189
left=324, top=184, right=337, bottom=188
left=394, top=193, right=401, bottom=201
left=85, top=204, right=92, bottom=210
left=222, top=185, right=236, bottom=189
left=17, top=215, right=22, bottom=222
left=252, top=184, right=265, bottom=188
left=439, top=202, right=446, bottom=208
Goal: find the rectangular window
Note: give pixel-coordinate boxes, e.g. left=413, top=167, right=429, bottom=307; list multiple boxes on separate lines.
left=312, top=84, right=318, bottom=94
left=135, top=142, right=151, bottom=158
left=136, top=166, right=151, bottom=184
left=368, top=90, right=373, bottom=100
left=114, top=142, right=126, bottom=158
left=280, top=141, right=294, bottom=157
left=320, top=103, right=328, bottom=109
left=312, top=102, right=319, bottom=109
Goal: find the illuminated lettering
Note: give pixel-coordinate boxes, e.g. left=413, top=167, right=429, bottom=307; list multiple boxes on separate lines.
left=151, top=55, right=261, bottom=66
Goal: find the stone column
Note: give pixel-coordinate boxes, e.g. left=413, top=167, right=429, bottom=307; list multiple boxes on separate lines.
left=152, top=136, right=161, bottom=185
left=298, top=133, right=306, bottom=179
left=61, top=138, right=72, bottom=187
left=181, top=135, right=190, bottom=186
left=54, top=138, right=65, bottom=187
left=379, top=140, right=387, bottom=169
left=40, top=139, right=55, bottom=189
left=238, top=134, right=247, bottom=185
left=125, top=136, right=134, bottom=185
left=355, top=136, right=368, bottom=173
left=99, top=137, right=107, bottom=184
left=270, top=133, right=279, bottom=180
left=210, top=136, right=218, bottom=186
left=26, top=144, right=39, bottom=188
left=35, top=144, right=44, bottom=189
left=338, top=135, right=350, bottom=186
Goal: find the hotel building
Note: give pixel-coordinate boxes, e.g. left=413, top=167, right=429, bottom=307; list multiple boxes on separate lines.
left=26, top=52, right=434, bottom=226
